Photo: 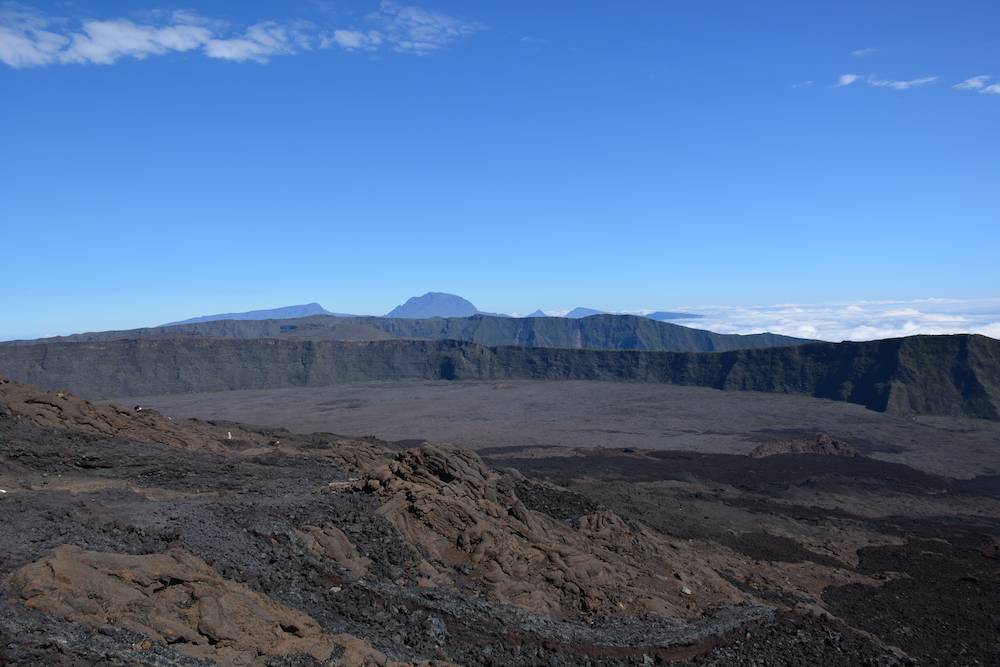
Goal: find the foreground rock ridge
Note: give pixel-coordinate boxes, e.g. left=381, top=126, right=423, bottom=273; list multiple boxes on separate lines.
left=0, top=332, right=997, bottom=420
left=1, top=376, right=998, bottom=665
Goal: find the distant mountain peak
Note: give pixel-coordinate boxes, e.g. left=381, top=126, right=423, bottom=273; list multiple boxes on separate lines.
left=524, top=310, right=548, bottom=318
left=565, top=307, right=606, bottom=319
left=386, top=292, right=479, bottom=319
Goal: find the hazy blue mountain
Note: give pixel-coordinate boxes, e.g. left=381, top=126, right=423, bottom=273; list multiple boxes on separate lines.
left=386, top=292, right=479, bottom=319
left=524, top=310, right=548, bottom=318
left=17, top=313, right=811, bottom=354
left=565, top=307, right=606, bottom=318
left=646, top=311, right=703, bottom=321
left=163, top=303, right=341, bottom=326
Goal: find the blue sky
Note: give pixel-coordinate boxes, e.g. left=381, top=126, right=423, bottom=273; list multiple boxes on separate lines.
left=1, top=0, right=998, bottom=340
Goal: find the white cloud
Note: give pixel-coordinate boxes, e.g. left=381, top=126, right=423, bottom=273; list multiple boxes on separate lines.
left=205, top=21, right=314, bottom=63
left=0, top=3, right=482, bottom=68
left=830, top=71, right=993, bottom=97
left=59, top=19, right=212, bottom=65
left=954, top=75, right=990, bottom=91
left=529, top=299, right=1000, bottom=342
left=851, top=47, right=878, bottom=58
left=867, top=74, right=938, bottom=90
left=881, top=307, right=921, bottom=317
left=366, top=0, right=482, bottom=54
left=656, top=298, right=1000, bottom=342
left=326, top=29, right=382, bottom=51
left=0, top=5, right=68, bottom=66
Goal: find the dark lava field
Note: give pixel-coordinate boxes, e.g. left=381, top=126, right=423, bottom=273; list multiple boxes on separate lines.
left=131, top=380, right=1000, bottom=479
left=2, top=376, right=998, bottom=665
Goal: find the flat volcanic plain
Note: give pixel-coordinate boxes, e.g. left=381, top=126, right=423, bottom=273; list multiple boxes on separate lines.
left=129, top=380, right=1000, bottom=479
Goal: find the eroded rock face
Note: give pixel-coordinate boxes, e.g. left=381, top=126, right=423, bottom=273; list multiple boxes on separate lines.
left=5, top=545, right=397, bottom=666
left=356, top=444, right=744, bottom=619
left=298, top=523, right=372, bottom=577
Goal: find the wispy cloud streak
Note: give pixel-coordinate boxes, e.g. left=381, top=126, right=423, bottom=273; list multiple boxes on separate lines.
left=867, top=74, right=938, bottom=90
left=369, top=0, right=483, bottom=54
left=0, top=2, right=482, bottom=68
left=954, top=75, right=1000, bottom=95
left=954, top=75, right=990, bottom=91
left=850, top=47, right=878, bottom=58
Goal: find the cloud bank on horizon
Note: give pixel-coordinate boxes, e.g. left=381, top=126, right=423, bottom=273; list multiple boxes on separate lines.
left=533, top=298, right=1000, bottom=342
left=0, top=1, right=481, bottom=67
left=648, top=299, right=1000, bottom=342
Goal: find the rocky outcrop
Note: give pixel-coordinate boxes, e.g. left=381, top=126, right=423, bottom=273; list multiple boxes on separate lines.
left=352, top=444, right=744, bottom=619
left=6, top=546, right=392, bottom=666
left=297, top=524, right=372, bottom=577
left=750, top=434, right=860, bottom=459
left=0, top=377, right=264, bottom=452
left=5, top=545, right=456, bottom=667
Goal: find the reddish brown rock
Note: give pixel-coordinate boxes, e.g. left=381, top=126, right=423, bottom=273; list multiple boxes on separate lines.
left=298, top=523, right=372, bottom=577
left=0, top=377, right=262, bottom=453
left=358, top=444, right=744, bottom=619
left=5, top=545, right=402, bottom=666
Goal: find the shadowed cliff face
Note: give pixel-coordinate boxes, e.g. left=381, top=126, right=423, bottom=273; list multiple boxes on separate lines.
left=887, top=334, right=1000, bottom=420
left=0, top=334, right=996, bottom=420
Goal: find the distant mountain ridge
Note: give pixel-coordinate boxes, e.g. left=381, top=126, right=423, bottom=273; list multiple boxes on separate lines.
left=563, top=307, right=702, bottom=322
left=5, top=313, right=811, bottom=354
left=163, top=303, right=346, bottom=326
left=1, top=334, right=996, bottom=420
left=157, top=293, right=704, bottom=327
